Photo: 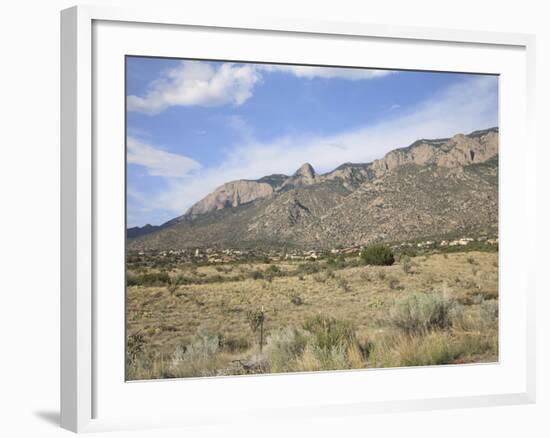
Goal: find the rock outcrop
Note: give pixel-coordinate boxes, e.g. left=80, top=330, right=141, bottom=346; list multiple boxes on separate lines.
left=185, top=180, right=275, bottom=218
left=184, top=163, right=320, bottom=218
left=280, top=162, right=318, bottom=190
left=371, top=129, right=498, bottom=176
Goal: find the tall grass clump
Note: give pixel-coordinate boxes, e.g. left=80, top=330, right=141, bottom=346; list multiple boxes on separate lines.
left=360, top=244, right=395, bottom=266
left=303, top=315, right=356, bottom=351
left=396, top=331, right=461, bottom=366
left=301, top=315, right=367, bottom=370
left=264, top=328, right=308, bottom=373
left=264, top=315, right=368, bottom=373
left=170, top=329, right=222, bottom=377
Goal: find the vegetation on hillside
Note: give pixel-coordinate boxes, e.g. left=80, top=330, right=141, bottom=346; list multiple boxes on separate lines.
left=360, top=244, right=395, bottom=266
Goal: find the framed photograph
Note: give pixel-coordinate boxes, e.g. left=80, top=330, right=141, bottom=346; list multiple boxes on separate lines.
left=61, top=5, right=536, bottom=433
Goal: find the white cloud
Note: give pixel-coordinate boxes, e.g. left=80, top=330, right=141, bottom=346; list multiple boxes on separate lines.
left=258, top=64, right=394, bottom=80
left=149, top=75, right=497, bottom=218
left=127, top=61, right=394, bottom=114
left=127, top=136, right=201, bottom=178
left=127, top=61, right=261, bottom=114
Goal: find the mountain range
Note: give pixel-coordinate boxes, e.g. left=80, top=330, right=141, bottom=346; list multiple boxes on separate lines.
left=127, top=127, right=498, bottom=250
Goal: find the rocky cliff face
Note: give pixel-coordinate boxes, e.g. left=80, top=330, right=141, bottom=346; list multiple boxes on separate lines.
left=317, top=128, right=498, bottom=186
left=185, top=180, right=275, bottom=218
left=372, top=129, right=498, bottom=176
left=129, top=127, right=499, bottom=250
left=184, top=162, right=319, bottom=218
left=371, top=130, right=498, bottom=175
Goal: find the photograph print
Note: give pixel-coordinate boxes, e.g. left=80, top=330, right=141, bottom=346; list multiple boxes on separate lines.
left=126, top=57, right=499, bottom=380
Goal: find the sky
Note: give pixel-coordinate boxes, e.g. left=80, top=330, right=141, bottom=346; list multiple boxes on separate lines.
left=126, top=57, right=498, bottom=228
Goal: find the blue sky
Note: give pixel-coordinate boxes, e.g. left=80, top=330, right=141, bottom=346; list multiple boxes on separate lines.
left=126, top=57, right=498, bottom=227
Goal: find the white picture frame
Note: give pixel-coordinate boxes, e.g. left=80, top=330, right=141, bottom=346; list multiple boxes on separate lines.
left=60, top=4, right=537, bottom=433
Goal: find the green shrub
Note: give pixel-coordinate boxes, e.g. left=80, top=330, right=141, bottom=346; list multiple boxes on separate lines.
left=298, top=262, right=321, bottom=275
left=249, top=270, right=264, bottom=280
left=360, top=272, right=372, bottom=282
left=360, top=245, right=395, bottom=266
left=389, top=292, right=456, bottom=335
left=267, top=265, right=281, bottom=275
left=209, top=274, right=225, bottom=283
left=126, top=274, right=139, bottom=286
left=220, top=335, right=251, bottom=352
left=336, top=276, right=351, bottom=293
left=312, top=274, right=326, bottom=283
left=126, top=271, right=171, bottom=286
left=480, top=299, right=499, bottom=322
left=290, top=293, right=304, bottom=305
left=326, top=255, right=348, bottom=269
left=388, top=277, right=402, bottom=290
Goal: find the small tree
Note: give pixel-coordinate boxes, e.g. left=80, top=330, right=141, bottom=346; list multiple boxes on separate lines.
left=167, top=275, right=180, bottom=296
left=247, top=307, right=266, bottom=352
left=127, top=331, right=145, bottom=367
left=360, top=244, right=395, bottom=266
left=402, top=255, right=413, bottom=274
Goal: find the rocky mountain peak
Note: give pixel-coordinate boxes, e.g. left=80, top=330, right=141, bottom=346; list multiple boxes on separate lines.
left=294, top=162, right=316, bottom=178
left=279, top=162, right=317, bottom=191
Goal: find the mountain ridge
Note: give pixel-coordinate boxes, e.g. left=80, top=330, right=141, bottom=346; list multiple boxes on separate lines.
left=128, top=127, right=498, bottom=248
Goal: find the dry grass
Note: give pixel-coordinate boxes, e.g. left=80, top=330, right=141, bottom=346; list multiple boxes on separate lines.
left=126, top=251, right=498, bottom=379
